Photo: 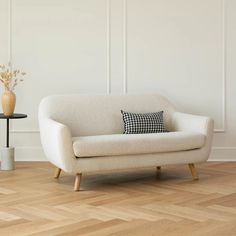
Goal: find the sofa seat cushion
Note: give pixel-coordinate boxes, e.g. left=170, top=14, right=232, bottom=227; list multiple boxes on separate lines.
left=72, top=131, right=205, bottom=158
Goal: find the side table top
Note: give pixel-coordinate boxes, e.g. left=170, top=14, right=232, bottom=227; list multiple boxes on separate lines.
left=0, top=113, right=27, bottom=119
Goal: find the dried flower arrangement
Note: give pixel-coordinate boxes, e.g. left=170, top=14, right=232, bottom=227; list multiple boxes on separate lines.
left=0, top=64, right=26, bottom=116
left=0, top=64, right=26, bottom=91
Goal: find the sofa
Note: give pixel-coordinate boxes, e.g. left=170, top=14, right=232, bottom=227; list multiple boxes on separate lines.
left=38, top=93, right=214, bottom=191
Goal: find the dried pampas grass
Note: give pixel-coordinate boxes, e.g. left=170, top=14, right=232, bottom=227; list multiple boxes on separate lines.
left=0, top=64, right=26, bottom=91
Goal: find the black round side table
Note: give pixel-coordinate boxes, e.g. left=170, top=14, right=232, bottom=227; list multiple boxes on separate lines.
left=0, top=113, right=27, bottom=147
left=0, top=113, right=27, bottom=170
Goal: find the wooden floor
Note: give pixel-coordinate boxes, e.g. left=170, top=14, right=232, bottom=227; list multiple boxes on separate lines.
left=0, top=162, right=236, bottom=236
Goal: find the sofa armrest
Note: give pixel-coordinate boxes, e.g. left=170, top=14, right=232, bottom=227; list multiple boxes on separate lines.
left=39, top=117, right=76, bottom=173
left=172, top=112, right=214, bottom=160
left=172, top=112, right=213, bottom=135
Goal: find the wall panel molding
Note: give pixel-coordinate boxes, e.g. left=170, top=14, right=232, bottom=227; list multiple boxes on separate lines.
left=8, top=0, right=111, bottom=133
left=8, top=0, right=12, bottom=68
left=123, top=0, right=127, bottom=94
left=7, top=0, right=226, bottom=134
left=1, top=0, right=235, bottom=161
left=123, top=0, right=226, bottom=133
left=214, top=0, right=226, bottom=133
left=106, top=0, right=111, bottom=94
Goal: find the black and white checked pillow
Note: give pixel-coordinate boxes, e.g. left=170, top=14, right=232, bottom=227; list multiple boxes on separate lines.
left=121, top=110, right=167, bottom=134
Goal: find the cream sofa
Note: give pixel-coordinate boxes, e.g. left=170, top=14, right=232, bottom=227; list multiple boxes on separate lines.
left=38, top=94, right=214, bottom=191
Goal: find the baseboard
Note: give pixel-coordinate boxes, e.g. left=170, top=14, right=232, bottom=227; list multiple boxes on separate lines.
left=14, top=147, right=47, bottom=161
left=10, top=146, right=236, bottom=162
left=208, top=147, right=236, bottom=162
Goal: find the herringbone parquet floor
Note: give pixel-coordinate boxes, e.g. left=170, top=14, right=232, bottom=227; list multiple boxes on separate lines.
left=0, top=162, right=235, bottom=236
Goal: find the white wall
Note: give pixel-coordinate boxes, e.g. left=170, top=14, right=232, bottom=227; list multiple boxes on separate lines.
left=0, top=0, right=235, bottom=161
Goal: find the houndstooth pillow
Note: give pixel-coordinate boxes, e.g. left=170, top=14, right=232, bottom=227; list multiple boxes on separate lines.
left=121, top=110, right=167, bottom=134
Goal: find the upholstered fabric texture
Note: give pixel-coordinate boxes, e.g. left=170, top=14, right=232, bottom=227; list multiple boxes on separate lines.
left=72, top=132, right=205, bottom=158
left=39, top=94, right=175, bottom=137
left=121, top=110, right=166, bottom=134
left=38, top=94, right=214, bottom=174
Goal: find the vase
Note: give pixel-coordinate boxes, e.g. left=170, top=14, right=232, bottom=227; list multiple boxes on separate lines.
left=2, top=90, right=16, bottom=116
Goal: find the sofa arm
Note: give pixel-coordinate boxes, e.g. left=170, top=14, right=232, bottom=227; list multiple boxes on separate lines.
left=172, top=112, right=214, bottom=160
left=39, top=117, right=76, bottom=173
left=172, top=112, right=213, bottom=135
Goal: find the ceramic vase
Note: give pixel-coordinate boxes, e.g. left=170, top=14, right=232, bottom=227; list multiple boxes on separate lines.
left=2, top=90, right=16, bottom=116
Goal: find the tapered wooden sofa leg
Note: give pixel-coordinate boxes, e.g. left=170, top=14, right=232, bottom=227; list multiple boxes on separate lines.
left=74, top=173, right=82, bottom=191
left=54, top=168, right=61, bottom=179
left=188, top=163, right=198, bottom=180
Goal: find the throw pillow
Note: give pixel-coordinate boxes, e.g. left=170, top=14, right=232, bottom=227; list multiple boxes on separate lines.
left=121, top=110, right=167, bottom=134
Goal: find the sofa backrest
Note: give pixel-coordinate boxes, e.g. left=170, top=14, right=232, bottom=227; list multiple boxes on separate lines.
left=39, top=93, right=176, bottom=136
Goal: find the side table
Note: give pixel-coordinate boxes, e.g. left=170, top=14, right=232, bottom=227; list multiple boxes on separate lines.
left=0, top=113, right=27, bottom=170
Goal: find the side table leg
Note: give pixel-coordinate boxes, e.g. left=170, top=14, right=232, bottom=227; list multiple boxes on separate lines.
left=1, top=147, right=15, bottom=170
left=6, top=118, right=9, bottom=148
